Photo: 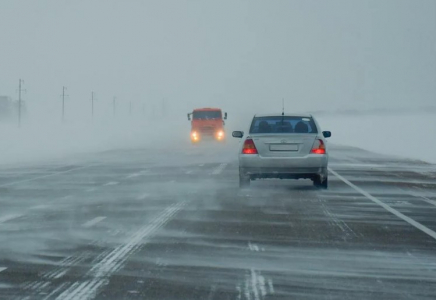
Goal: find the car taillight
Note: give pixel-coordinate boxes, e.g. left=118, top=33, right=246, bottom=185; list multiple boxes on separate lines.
left=242, top=139, right=258, bottom=154
left=311, top=139, right=326, bottom=154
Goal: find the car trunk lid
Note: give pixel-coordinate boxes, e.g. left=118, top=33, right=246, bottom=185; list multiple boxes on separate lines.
left=251, top=134, right=317, bottom=157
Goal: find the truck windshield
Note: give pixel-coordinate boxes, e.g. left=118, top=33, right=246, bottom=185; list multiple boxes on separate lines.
left=193, top=111, right=222, bottom=120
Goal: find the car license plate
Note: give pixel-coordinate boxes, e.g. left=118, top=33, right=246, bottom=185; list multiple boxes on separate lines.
left=269, top=144, right=298, bottom=151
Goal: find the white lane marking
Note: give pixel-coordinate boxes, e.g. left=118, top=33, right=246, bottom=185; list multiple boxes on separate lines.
left=409, top=188, right=436, bottom=208
left=211, top=163, right=227, bottom=175
left=0, top=165, right=96, bottom=188
left=185, top=170, right=193, bottom=175
left=85, top=188, right=96, bottom=192
left=329, top=168, right=436, bottom=240
left=0, top=214, right=23, bottom=223
left=418, top=196, right=436, bottom=208
left=82, top=217, right=107, bottom=228
left=137, top=193, right=150, bottom=200
left=199, top=164, right=205, bottom=167
left=103, top=181, right=119, bottom=186
left=0, top=267, right=6, bottom=272
left=62, top=195, right=73, bottom=200
left=56, top=202, right=186, bottom=300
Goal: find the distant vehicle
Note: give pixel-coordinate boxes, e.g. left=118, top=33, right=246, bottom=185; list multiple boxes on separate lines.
left=232, top=113, right=331, bottom=188
left=187, top=108, right=228, bottom=143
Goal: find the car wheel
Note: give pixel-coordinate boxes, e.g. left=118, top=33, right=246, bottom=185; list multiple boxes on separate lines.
left=314, top=175, right=328, bottom=189
left=320, top=176, right=328, bottom=189
left=313, top=176, right=321, bottom=187
left=239, top=175, right=250, bottom=188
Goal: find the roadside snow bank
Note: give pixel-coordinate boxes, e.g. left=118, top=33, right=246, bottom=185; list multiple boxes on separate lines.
left=317, top=113, right=436, bottom=164
left=1, top=112, right=434, bottom=166
left=0, top=115, right=188, bottom=166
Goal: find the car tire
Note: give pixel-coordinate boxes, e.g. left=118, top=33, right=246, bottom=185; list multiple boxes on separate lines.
left=314, top=175, right=328, bottom=189
left=320, top=176, right=328, bottom=189
left=313, top=176, right=321, bottom=187
left=239, top=175, right=250, bottom=188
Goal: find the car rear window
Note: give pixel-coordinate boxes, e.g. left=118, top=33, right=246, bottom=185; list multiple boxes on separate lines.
left=249, top=116, right=318, bottom=134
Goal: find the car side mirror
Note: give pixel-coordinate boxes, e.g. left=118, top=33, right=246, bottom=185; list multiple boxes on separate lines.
left=187, top=113, right=191, bottom=121
left=232, top=131, right=243, bottom=138
left=224, top=112, right=228, bottom=120
left=322, top=131, right=331, bottom=138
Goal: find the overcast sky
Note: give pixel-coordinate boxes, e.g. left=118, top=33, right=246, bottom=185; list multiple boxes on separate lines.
left=0, top=0, right=435, bottom=117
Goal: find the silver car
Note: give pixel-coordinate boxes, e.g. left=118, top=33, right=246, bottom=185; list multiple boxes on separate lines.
left=232, top=114, right=331, bottom=189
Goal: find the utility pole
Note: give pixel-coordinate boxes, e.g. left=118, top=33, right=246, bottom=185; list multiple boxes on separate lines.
left=62, top=86, right=67, bottom=122
left=91, top=91, right=95, bottom=118
left=113, top=97, right=116, bottom=117
left=18, top=79, right=25, bottom=128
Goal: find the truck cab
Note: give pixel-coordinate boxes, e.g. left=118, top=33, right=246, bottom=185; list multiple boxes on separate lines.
left=187, top=108, right=228, bottom=143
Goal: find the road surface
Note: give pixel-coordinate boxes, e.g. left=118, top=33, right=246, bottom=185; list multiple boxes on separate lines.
left=0, top=142, right=435, bottom=299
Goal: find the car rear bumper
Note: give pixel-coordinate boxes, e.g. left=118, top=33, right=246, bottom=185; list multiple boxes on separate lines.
left=241, top=167, right=326, bottom=179
left=239, top=154, right=328, bottom=179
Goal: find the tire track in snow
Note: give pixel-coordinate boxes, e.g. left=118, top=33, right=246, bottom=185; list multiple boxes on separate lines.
left=211, top=163, right=227, bottom=175
left=0, top=214, right=23, bottom=224
left=0, top=165, right=97, bottom=188
left=19, top=251, right=95, bottom=299
left=319, top=201, right=362, bottom=239
left=82, top=216, right=106, bottom=228
left=55, top=201, right=186, bottom=300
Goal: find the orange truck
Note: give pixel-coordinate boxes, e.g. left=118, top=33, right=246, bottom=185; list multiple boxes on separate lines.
left=187, top=108, right=227, bottom=143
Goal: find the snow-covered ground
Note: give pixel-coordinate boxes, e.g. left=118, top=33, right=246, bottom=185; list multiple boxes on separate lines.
left=318, top=113, right=436, bottom=164
left=0, top=115, right=188, bottom=166
left=0, top=112, right=434, bottom=165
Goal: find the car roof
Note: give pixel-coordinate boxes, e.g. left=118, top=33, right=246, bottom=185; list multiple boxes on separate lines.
left=254, top=113, right=313, bottom=118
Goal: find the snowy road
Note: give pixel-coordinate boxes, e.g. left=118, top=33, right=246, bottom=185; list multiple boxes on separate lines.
left=1, top=143, right=436, bottom=299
